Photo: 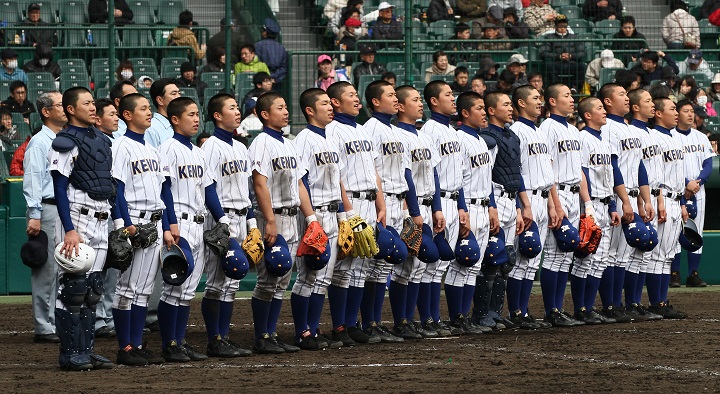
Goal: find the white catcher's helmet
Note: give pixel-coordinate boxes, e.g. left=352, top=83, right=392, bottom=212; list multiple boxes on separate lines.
left=54, top=243, right=96, bottom=273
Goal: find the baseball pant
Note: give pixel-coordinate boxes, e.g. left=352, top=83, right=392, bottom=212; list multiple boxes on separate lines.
left=293, top=208, right=339, bottom=297
left=160, top=217, right=206, bottom=306
left=366, top=195, right=404, bottom=284
left=509, top=193, right=549, bottom=281
left=691, top=186, right=706, bottom=255
left=334, top=194, right=377, bottom=289
left=495, top=193, right=518, bottom=248
left=627, top=194, right=658, bottom=275
left=608, top=194, right=640, bottom=269
left=445, top=202, right=490, bottom=287
left=29, top=204, right=58, bottom=335
left=96, top=268, right=118, bottom=330
left=113, top=217, right=163, bottom=310
left=204, top=210, right=248, bottom=303
left=571, top=200, right=611, bottom=279
left=252, top=210, right=299, bottom=302
left=392, top=204, right=433, bottom=285
left=648, top=198, right=682, bottom=275
left=542, top=188, right=581, bottom=273
left=421, top=196, right=460, bottom=284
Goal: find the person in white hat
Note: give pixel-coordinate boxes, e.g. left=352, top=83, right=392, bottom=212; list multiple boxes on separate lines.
left=585, top=49, right=624, bottom=92
left=370, top=2, right=403, bottom=47
left=707, top=73, right=720, bottom=103
left=506, top=53, right=529, bottom=88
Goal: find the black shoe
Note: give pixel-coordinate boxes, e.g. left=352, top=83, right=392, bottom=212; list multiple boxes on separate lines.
left=636, top=304, right=663, bottom=321
left=373, top=323, right=404, bottom=343
left=316, top=331, right=343, bottom=348
left=34, top=333, right=60, bottom=343
left=207, top=335, right=249, bottom=358
left=602, top=305, right=633, bottom=323
left=669, top=271, right=682, bottom=288
left=362, top=325, right=384, bottom=343
left=465, top=318, right=492, bottom=334
left=624, top=304, right=649, bottom=322
left=653, top=302, right=688, bottom=319
left=686, top=271, right=707, bottom=287
left=412, top=321, right=439, bottom=338
left=423, top=318, right=451, bottom=337
left=332, top=325, right=356, bottom=347
left=95, top=326, right=116, bottom=338
left=574, top=308, right=601, bottom=325
left=295, top=330, right=321, bottom=351
left=392, top=320, right=423, bottom=339
left=181, top=339, right=210, bottom=360
left=589, top=308, right=616, bottom=324
left=117, top=345, right=149, bottom=366
left=545, top=309, right=576, bottom=327
left=527, top=313, right=552, bottom=329
left=162, top=340, right=191, bottom=362
left=560, top=309, right=585, bottom=326
left=272, top=333, right=300, bottom=353
left=493, top=316, right=515, bottom=330
left=88, top=353, right=114, bottom=369
left=510, top=310, right=540, bottom=329
left=253, top=333, right=285, bottom=354
left=145, top=321, right=160, bottom=333
left=137, top=345, right=165, bottom=364
left=438, top=320, right=463, bottom=335
left=347, top=325, right=375, bottom=344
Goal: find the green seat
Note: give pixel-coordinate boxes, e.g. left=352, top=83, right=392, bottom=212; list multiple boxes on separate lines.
left=569, top=19, right=593, bottom=34
left=156, top=0, right=184, bottom=24
left=178, top=87, right=199, bottom=104
left=200, top=72, right=227, bottom=90
left=558, top=6, right=582, bottom=20
left=0, top=80, right=12, bottom=99
left=161, top=63, right=181, bottom=78
left=94, top=87, right=110, bottom=99
left=427, top=20, right=455, bottom=38
left=430, top=74, right=454, bottom=83
left=29, top=112, right=42, bottom=131
left=59, top=0, right=87, bottom=23
left=26, top=72, right=55, bottom=91
left=57, top=58, right=87, bottom=75
left=357, top=74, right=381, bottom=105
left=599, top=67, right=623, bottom=86
left=127, top=0, right=155, bottom=25
left=128, top=57, right=157, bottom=70
left=0, top=1, right=22, bottom=24
left=713, top=101, right=720, bottom=116
left=121, top=28, right=154, bottom=47
left=687, top=73, right=711, bottom=89
left=91, top=58, right=119, bottom=77
left=516, top=46, right=539, bottom=61
left=89, top=24, right=121, bottom=46
left=698, top=19, right=719, bottom=49
left=11, top=112, right=23, bottom=125
left=594, top=19, right=620, bottom=37
left=60, top=72, right=90, bottom=90
left=160, top=57, right=188, bottom=69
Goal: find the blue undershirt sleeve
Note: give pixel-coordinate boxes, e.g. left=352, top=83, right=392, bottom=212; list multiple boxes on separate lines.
left=489, top=190, right=496, bottom=208
left=52, top=171, right=74, bottom=232
left=611, top=155, right=624, bottom=187
left=457, top=187, right=467, bottom=211
left=114, top=179, right=132, bottom=227
left=404, top=168, right=421, bottom=217
left=432, top=169, right=442, bottom=212
left=638, top=161, right=648, bottom=187
left=698, top=157, right=712, bottom=185
left=161, top=177, right=177, bottom=225
left=204, top=182, right=225, bottom=222
left=583, top=167, right=592, bottom=196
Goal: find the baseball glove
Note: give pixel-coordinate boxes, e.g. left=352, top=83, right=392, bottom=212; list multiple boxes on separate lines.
left=297, top=221, right=329, bottom=256
left=242, top=227, right=264, bottom=265
left=105, top=228, right=133, bottom=272
left=577, top=214, right=602, bottom=255
left=400, top=217, right=422, bottom=256
left=130, top=222, right=159, bottom=249
left=348, top=215, right=379, bottom=258
left=204, top=222, right=230, bottom=256
left=337, top=219, right=354, bottom=260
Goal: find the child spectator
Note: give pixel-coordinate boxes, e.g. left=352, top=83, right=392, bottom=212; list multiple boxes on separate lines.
left=450, top=66, right=470, bottom=93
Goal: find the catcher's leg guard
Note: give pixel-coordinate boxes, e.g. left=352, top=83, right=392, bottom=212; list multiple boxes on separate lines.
left=85, top=272, right=104, bottom=311
left=56, top=273, right=91, bottom=370
left=80, top=307, right=114, bottom=369
left=490, top=273, right=507, bottom=317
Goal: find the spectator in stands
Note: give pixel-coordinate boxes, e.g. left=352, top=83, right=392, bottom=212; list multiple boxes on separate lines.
left=677, top=49, right=715, bottom=81
left=208, top=18, right=247, bottom=65
left=0, top=49, right=27, bottom=84
left=175, top=62, right=208, bottom=103
left=630, top=50, right=679, bottom=86
left=528, top=72, right=544, bottom=97
left=18, top=3, right=58, bottom=47
left=0, top=108, right=17, bottom=147
left=611, top=16, right=647, bottom=65
left=478, top=24, right=512, bottom=50
left=202, top=47, right=226, bottom=74
left=662, top=0, right=700, bottom=50
left=110, top=80, right=137, bottom=135
left=503, top=7, right=529, bottom=46
left=371, top=2, right=403, bottom=46
left=9, top=134, right=31, bottom=175
left=22, top=44, right=61, bottom=80
left=476, top=57, right=499, bottom=81
left=487, top=69, right=516, bottom=94
left=694, top=88, right=717, bottom=116
left=137, top=75, right=153, bottom=89
left=488, top=0, right=523, bottom=19
left=241, top=72, right=273, bottom=110
left=381, top=71, right=396, bottom=87
left=506, top=53, right=529, bottom=88
left=456, top=0, right=486, bottom=22
left=325, top=0, right=351, bottom=20
left=115, top=60, right=136, bottom=86
left=94, top=98, right=118, bottom=138
left=239, top=97, right=261, bottom=138
left=353, top=44, right=385, bottom=87
left=694, top=107, right=710, bottom=134
left=585, top=49, right=624, bottom=92
left=2, top=81, right=35, bottom=122
left=315, top=55, right=350, bottom=91
left=470, top=75, right=487, bottom=95
left=470, top=6, right=505, bottom=38
left=328, top=0, right=364, bottom=36
left=254, top=18, right=288, bottom=88
left=708, top=73, right=720, bottom=102
left=615, top=68, right=642, bottom=91
left=582, top=0, right=623, bottom=22
left=699, top=0, right=720, bottom=19
left=450, top=66, right=470, bottom=93
left=195, top=132, right=211, bottom=147
left=235, top=44, right=270, bottom=75
left=648, top=80, right=674, bottom=100
left=337, top=16, right=363, bottom=64
left=524, top=0, right=556, bottom=36
left=88, top=0, right=134, bottom=24
left=445, top=23, right=476, bottom=64
left=425, top=50, right=456, bottom=83
left=428, top=0, right=456, bottom=22
left=169, top=10, right=207, bottom=60
left=540, top=15, right=586, bottom=90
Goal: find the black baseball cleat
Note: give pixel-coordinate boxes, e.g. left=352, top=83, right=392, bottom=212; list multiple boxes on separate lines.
left=95, top=326, right=116, bottom=338
left=138, top=343, right=165, bottom=364
left=295, top=330, right=321, bottom=351
left=669, top=271, right=682, bottom=288
left=207, top=335, right=249, bottom=358
left=493, top=316, right=515, bottom=330
left=559, top=310, right=585, bottom=326
left=574, top=308, right=601, bottom=325
left=588, top=308, right=616, bottom=324
left=545, top=309, right=576, bottom=327
left=162, top=340, right=191, bottom=363
left=649, top=302, right=688, bottom=319
left=602, top=305, right=633, bottom=323
left=316, top=330, right=343, bottom=348
left=181, top=339, right=210, bottom=360
left=686, top=271, right=707, bottom=287
left=88, top=353, right=114, bottom=369
left=253, top=333, right=285, bottom=354
left=624, top=304, right=649, bottom=322
left=375, top=323, right=405, bottom=343
left=466, top=319, right=492, bottom=334
left=635, top=304, right=663, bottom=321
left=423, top=318, right=451, bottom=337
left=509, top=310, right=540, bottom=329
left=438, top=320, right=463, bottom=335
left=347, top=325, right=374, bottom=344
left=527, top=312, right=552, bottom=329
left=331, top=325, right=356, bottom=347
left=34, top=333, right=61, bottom=343
left=413, top=321, right=439, bottom=338
left=272, top=333, right=300, bottom=353
left=59, top=354, right=93, bottom=371
left=145, top=321, right=160, bottom=333
left=392, top=319, right=423, bottom=340
left=117, top=345, right=149, bottom=366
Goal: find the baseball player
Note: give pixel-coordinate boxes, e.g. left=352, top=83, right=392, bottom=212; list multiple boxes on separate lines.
left=624, top=88, right=663, bottom=320
left=22, top=91, right=65, bottom=344
left=394, top=85, right=445, bottom=338
left=248, top=91, right=318, bottom=354
left=93, top=98, right=120, bottom=338
left=49, top=87, right=115, bottom=370
left=671, top=100, right=714, bottom=287
left=324, top=81, right=386, bottom=346
left=110, top=93, right=169, bottom=366
left=448, top=91, right=497, bottom=334
left=538, top=84, right=585, bottom=327
left=108, top=81, right=138, bottom=138
left=418, top=80, right=468, bottom=336
left=572, top=96, right=633, bottom=325
left=646, top=97, right=688, bottom=319
left=474, top=91, right=532, bottom=330
left=599, top=83, right=650, bottom=322
left=200, top=93, right=255, bottom=357
left=507, top=85, right=556, bottom=329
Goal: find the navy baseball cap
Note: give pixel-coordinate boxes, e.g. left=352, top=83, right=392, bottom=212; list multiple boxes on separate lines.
left=305, top=241, right=331, bottom=270
left=387, top=226, right=409, bottom=264
left=21, top=230, right=48, bottom=269
left=223, top=238, right=250, bottom=280
left=685, top=195, right=698, bottom=219
left=264, top=234, right=292, bottom=276
left=552, top=217, right=580, bottom=252
left=518, top=221, right=542, bottom=258
left=484, top=228, right=508, bottom=266
left=622, top=213, right=650, bottom=248
left=375, top=223, right=396, bottom=262
left=688, top=49, right=703, bottom=64
left=417, top=224, right=440, bottom=264
left=638, top=221, right=659, bottom=252
left=264, top=18, right=281, bottom=34
left=455, top=231, right=481, bottom=267
left=433, top=229, right=455, bottom=261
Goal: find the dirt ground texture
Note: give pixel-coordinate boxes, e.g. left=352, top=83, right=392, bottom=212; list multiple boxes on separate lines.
left=0, top=288, right=718, bottom=393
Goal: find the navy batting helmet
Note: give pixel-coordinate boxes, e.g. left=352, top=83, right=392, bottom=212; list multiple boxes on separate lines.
left=622, top=213, right=649, bottom=248
left=305, top=241, right=331, bottom=270
left=417, top=224, right=440, bottom=263
left=685, top=195, right=697, bottom=219
left=552, top=217, right=580, bottom=252
left=484, top=228, right=508, bottom=266
left=455, top=230, right=481, bottom=267
left=679, top=218, right=703, bottom=252
left=223, top=238, right=250, bottom=280
left=160, top=237, right=194, bottom=286
left=638, top=221, right=659, bottom=252
left=374, top=223, right=396, bottom=262
left=433, top=229, right=455, bottom=261
left=518, top=221, right=542, bottom=258
left=387, top=226, right=409, bottom=264
left=265, top=234, right=292, bottom=276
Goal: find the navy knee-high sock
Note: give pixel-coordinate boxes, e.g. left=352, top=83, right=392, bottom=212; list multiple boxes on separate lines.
left=112, top=308, right=131, bottom=349
left=613, top=266, right=626, bottom=307
left=201, top=297, right=221, bottom=341
left=345, top=285, right=363, bottom=328
left=505, top=277, right=523, bottom=314
left=307, top=293, right=325, bottom=335
left=570, top=274, right=585, bottom=313
left=373, top=281, right=387, bottom=324
left=585, top=275, right=602, bottom=310
left=444, top=283, right=463, bottom=319
left=176, top=305, right=190, bottom=344
left=406, top=282, right=420, bottom=321
left=290, top=293, right=310, bottom=339
left=660, top=273, right=671, bottom=302
left=519, top=279, right=534, bottom=315
left=130, top=304, right=148, bottom=348
left=430, top=282, right=442, bottom=322
left=671, top=253, right=680, bottom=272
left=360, top=281, right=376, bottom=329
left=635, top=272, right=646, bottom=305
left=624, top=272, right=639, bottom=306
left=218, top=301, right=234, bottom=338
left=417, top=282, right=432, bottom=322
left=388, top=280, right=408, bottom=325
left=540, top=269, right=558, bottom=315
left=251, top=297, right=271, bottom=339
left=645, top=273, right=662, bottom=305
left=688, top=253, right=701, bottom=273
left=462, top=284, right=475, bottom=316
left=327, top=285, right=347, bottom=329
left=599, top=267, right=614, bottom=308
left=555, top=271, right=569, bottom=311
left=268, top=298, right=283, bottom=334
left=156, top=301, right=177, bottom=348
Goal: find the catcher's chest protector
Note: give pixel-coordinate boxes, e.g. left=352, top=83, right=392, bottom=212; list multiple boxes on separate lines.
left=489, top=128, right=522, bottom=192
left=57, top=128, right=115, bottom=201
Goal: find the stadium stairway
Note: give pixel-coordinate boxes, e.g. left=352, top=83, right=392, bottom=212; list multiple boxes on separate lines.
left=623, top=0, right=669, bottom=50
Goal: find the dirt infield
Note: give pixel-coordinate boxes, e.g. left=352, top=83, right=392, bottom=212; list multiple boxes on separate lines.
left=1, top=288, right=718, bottom=393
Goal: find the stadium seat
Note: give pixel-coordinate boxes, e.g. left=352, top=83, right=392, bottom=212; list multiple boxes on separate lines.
left=127, top=0, right=155, bottom=25
left=200, top=72, right=226, bottom=90
left=29, top=112, right=42, bottom=130
left=61, top=71, right=90, bottom=90
left=57, top=58, right=87, bottom=75
left=430, top=74, right=454, bottom=83
left=599, top=67, right=623, bottom=87
left=558, top=6, right=582, bottom=20
left=94, top=87, right=109, bottom=99
left=178, top=87, right=199, bottom=104
left=11, top=112, right=23, bottom=126
left=91, top=58, right=119, bottom=77
left=551, top=0, right=575, bottom=6
left=128, top=57, right=157, bottom=70
left=89, top=24, right=121, bottom=46
left=0, top=1, right=22, bottom=24
left=568, top=19, right=593, bottom=34
left=14, top=122, right=31, bottom=140
left=26, top=71, right=55, bottom=88
left=160, top=57, right=188, bottom=69
left=0, top=80, right=12, bottom=99
left=59, top=0, right=87, bottom=23
left=161, top=63, right=181, bottom=78
left=714, top=101, right=720, bottom=116
left=427, top=20, right=455, bottom=39
left=156, top=0, right=184, bottom=24
left=121, top=28, right=154, bottom=47
left=687, top=73, right=711, bottom=88
left=203, top=87, right=225, bottom=109
left=594, top=19, right=620, bottom=37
